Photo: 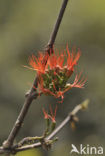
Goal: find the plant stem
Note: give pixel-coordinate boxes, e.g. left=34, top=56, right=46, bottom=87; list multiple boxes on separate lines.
left=0, top=100, right=89, bottom=154
left=46, top=0, right=69, bottom=51
left=2, top=0, right=69, bottom=149
left=0, top=102, right=83, bottom=154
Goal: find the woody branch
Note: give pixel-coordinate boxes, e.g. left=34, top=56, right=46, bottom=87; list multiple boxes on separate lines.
left=2, top=0, right=69, bottom=150
left=0, top=100, right=89, bottom=155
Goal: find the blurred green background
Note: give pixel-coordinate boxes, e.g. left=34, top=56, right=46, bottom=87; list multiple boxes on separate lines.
left=0, top=0, right=105, bottom=156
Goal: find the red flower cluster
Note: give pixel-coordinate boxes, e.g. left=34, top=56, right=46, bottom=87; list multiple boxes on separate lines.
left=28, top=45, right=86, bottom=102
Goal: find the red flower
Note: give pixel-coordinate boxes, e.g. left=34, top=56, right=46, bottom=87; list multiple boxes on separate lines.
left=29, top=52, right=49, bottom=73
left=26, top=44, right=86, bottom=102
left=39, top=72, right=86, bottom=103
left=49, top=105, right=57, bottom=123
left=43, top=105, right=57, bottom=123
left=28, top=45, right=81, bottom=74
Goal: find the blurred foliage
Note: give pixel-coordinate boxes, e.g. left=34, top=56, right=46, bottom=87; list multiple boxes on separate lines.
left=0, top=0, right=105, bottom=156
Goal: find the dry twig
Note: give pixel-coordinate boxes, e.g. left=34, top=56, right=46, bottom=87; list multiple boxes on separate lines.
left=1, top=0, right=69, bottom=150
left=0, top=99, right=89, bottom=155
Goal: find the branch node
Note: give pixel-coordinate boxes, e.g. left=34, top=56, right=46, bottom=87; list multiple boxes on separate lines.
left=2, top=140, right=10, bottom=149
left=25, top=90, right=31, bottom=97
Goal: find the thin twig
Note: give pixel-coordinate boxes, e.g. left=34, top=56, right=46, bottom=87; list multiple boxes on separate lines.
left=46, top=0, right=69, bottom=51
left=0, top=100, right=89, bottom=154
left=2, top=0, right=69, bottom=149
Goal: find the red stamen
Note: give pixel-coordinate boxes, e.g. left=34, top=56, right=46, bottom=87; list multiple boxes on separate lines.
left=43, top=108, right=49, bottom=119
